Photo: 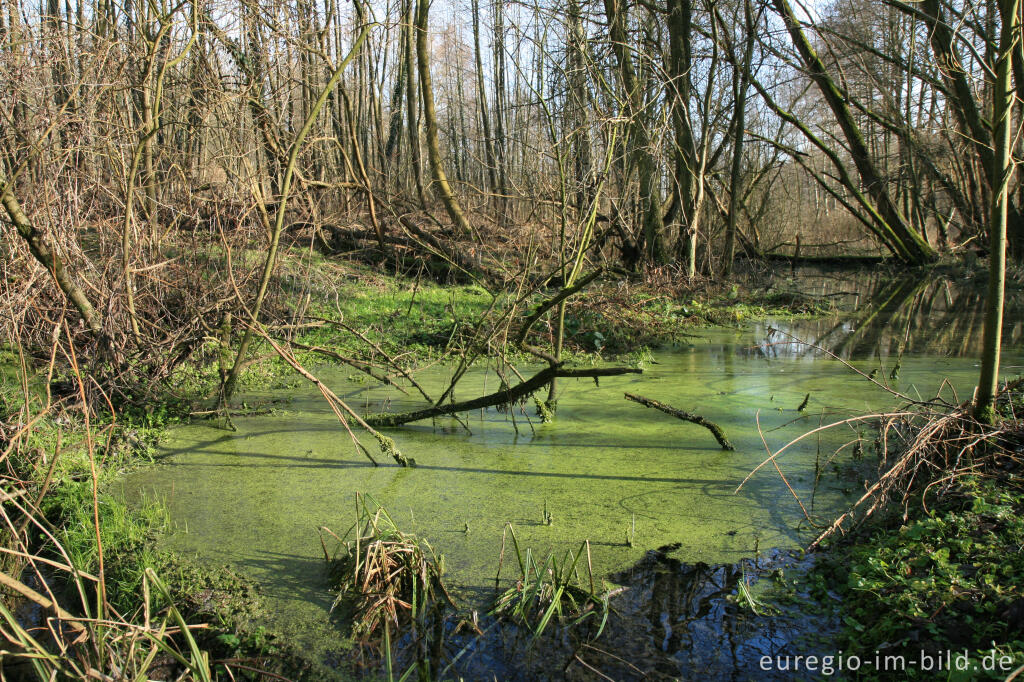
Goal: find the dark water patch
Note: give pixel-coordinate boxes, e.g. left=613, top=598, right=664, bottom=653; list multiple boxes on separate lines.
left=435, top=546, right=834, bottom=681
left=601, top=546, right=835, bottom=680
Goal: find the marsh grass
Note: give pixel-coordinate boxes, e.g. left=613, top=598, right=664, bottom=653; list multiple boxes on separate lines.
left=0, top=459, right=216, bottom=681
left=0, top=565, right=215, bottom=681
left=490, top=524, right=608, bottom=641
left=0, top=354, right=274, bottom=681
left=321, top=494, right=454, bottom=639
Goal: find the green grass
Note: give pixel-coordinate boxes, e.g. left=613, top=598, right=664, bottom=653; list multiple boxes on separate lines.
left=299, top=275, right=498, bottom=361
left=0, top=367, right=325, bottom=678
left=45, top=482, right=167, bottom=612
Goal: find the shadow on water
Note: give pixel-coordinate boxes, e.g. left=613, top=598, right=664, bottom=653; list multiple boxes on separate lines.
left=439, top=547, right=834, bottom=681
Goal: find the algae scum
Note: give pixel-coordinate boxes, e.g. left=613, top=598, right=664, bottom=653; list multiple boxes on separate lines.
left=119, top=273, right=1024, bottom=675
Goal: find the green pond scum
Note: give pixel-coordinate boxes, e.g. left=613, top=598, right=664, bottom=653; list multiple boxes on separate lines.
left=116, top=316, right=1024, bottom=675
left=8, top=264, right=1024, bottom=678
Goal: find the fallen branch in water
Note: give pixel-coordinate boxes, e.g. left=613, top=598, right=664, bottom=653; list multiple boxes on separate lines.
left=365, top=365, right=642, bottom=427
left=624, top=393, right=734, bottom=450
left=245, top=322, right=414, bottom=466
left=289, top=341, right=410, bottom=395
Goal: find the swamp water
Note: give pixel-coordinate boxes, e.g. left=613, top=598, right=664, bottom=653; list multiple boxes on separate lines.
left=119, top=271, right=1024, bottom=678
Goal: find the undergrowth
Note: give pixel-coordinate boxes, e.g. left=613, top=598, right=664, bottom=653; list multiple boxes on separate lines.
left=807, top=383, right=1024, bottom=680
left=814, top=473, right=1024, bottom=680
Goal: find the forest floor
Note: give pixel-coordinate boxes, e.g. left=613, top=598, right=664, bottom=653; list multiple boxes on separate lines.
left=3, top=251, right=1022, bottom=679
left=815, top=467, right=1024, bottom=679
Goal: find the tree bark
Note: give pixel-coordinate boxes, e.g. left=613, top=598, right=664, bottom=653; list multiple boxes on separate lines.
left=471, top=0, right=498, bottom=196
left=403, top=0, right=427, bottom=208
left=667, top=0, right=696, bottom=261
left=415, top=0, right=474, bottom=237
left=974, top=0, right=1017, bottom=423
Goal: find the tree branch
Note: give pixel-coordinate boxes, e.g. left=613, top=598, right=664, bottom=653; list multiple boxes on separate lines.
left=365, top=366, right=642, bottom=427
left=624, top=392, right=734, bottom=450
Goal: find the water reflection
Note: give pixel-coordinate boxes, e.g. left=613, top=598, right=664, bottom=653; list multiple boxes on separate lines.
left=744, top=268, right=1022, bottom=360
left=446, top=547, right=832, bottom=681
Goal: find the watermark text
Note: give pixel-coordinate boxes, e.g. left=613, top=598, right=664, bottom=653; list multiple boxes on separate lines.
left=760, top=650, right=1016, bottom=676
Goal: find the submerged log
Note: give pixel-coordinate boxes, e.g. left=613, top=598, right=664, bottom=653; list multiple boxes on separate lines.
left=624, top=392, right=734, bottom=450
left=365, top=365, right=642, bottom=427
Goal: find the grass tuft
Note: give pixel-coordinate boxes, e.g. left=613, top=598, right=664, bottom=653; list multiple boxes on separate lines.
left=321, top=493, right=451, bottom=638
left=490, top=524, right=608, bottom=641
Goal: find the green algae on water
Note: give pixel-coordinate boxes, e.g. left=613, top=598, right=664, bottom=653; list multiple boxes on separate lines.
left=117, top=321, right=1024, bottom=663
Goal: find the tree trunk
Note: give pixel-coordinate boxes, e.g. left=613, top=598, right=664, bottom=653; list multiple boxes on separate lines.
left=471, top=0, right=498, bottom=196
left=403, top=0, right=426, bottom=208
left=414, top=0, right=474, bottom=237
left=974, top=0, right=1018, bottom=423
left=365, top=366, right=642, bottom=427
left=1, top=166, right=102, bottom=334
left=603, top=0, right=667, bottom=265
left=723, top=0, right=755, bottom=276
left=665, top=0, right=694, bottom=238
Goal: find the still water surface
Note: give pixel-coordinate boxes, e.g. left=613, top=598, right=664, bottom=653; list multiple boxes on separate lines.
left=119, top=270, right=1024, bottom=661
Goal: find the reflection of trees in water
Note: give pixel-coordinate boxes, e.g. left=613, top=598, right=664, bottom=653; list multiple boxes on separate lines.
left=646, top=558, right=741, bottom=671
left=583, top=547, right=830, bottom=680
left=456, top=552, right=831, bottom=679
left=746, top=273, right=1020, bottom=360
